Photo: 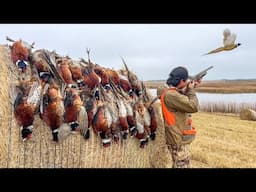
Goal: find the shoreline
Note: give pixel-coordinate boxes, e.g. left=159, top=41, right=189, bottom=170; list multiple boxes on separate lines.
left=145, top=80, right=256, bottom=94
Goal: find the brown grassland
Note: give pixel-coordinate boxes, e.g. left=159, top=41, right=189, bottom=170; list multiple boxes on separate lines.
left=191, top=112, right=256, bottom=168
left=145, top=80, right=256, bottom=93
left=1, top=45, right=255, bottom=168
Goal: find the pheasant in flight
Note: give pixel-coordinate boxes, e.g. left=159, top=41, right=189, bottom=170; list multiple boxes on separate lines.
left=204, top=28, right=241, bottom=55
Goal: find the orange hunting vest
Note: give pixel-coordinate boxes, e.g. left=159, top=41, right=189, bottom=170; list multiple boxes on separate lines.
left=160, top=88, right=197, bottom=136
left=160, top=88, right=176, bottom=126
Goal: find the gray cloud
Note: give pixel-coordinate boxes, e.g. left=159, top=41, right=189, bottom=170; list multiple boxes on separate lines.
left=1, top=24, right=254, bottom=80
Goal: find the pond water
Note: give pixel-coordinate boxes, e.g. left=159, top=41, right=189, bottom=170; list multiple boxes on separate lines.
left=149, top=89, right=256, bottom=105
left=197, top=93, right=256, bottom=105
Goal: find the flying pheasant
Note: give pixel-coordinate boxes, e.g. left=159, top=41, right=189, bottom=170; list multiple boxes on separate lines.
left=204, top=28, right=241, bottom=55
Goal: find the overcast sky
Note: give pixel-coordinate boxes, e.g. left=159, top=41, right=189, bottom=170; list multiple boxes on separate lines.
left=0, top=24, right=254, bottom=81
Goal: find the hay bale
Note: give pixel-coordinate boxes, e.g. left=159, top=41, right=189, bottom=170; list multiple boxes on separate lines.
left=240, top=109, right=256, bottom=121
left=0, top=44, right=170, bottom=168
left=0, top=45, right=13, bottom=168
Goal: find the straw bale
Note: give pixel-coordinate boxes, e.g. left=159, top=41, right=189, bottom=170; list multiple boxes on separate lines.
left=0, top=44, right=169, bottom=168
left=240, top=108, right=256, bottom=121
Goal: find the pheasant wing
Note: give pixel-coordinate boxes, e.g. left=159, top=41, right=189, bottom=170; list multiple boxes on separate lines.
left=224, top=33, right=237, bottom=46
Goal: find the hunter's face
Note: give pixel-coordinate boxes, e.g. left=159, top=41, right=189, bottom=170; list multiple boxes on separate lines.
left=177, top=79, right=189, bottom=89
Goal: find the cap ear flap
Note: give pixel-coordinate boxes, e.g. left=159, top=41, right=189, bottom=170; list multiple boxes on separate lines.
left=166, top=77, right=171, bottom=85
left=173, top=77, right=181, bottom=86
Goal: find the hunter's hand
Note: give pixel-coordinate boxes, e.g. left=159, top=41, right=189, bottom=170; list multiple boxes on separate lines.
left=194, top=78, right=202, bottom=87
left=188, top=78, right=202, bottom=89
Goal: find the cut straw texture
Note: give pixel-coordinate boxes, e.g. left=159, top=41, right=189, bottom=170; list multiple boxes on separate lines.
left=0, top=45, right=169, bottom=168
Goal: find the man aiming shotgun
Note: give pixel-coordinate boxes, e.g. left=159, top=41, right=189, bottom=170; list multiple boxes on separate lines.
left=153, top=66, right=213, bottom=168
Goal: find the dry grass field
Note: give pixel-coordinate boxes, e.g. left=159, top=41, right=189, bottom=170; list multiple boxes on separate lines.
left=191, top=112, right=256, bottom=168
